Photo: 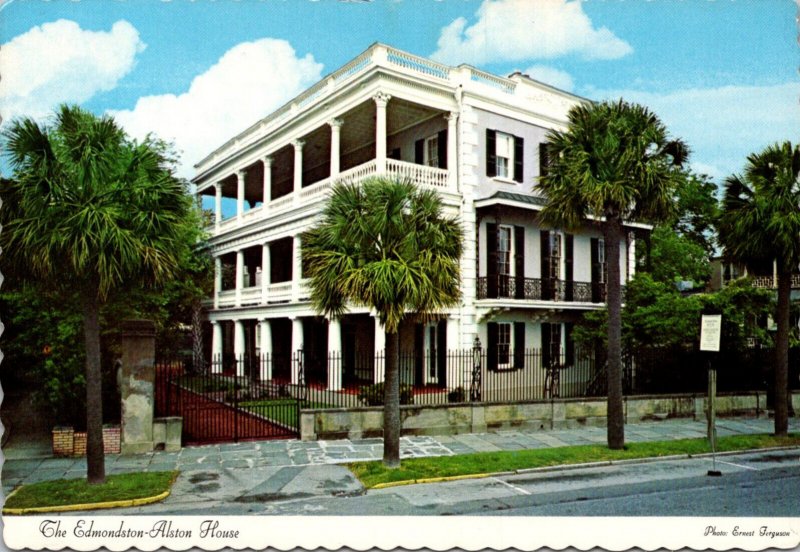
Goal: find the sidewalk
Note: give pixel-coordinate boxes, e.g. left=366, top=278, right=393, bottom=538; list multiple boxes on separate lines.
left=2, top=417, right=797, bottom=515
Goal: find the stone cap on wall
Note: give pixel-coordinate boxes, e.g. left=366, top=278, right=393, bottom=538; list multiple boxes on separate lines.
left=121, top=319, right=156, bottom=338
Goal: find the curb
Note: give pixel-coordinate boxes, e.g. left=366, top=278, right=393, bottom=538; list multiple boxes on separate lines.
left=2, top=489, right=172, bottom=515
left=367, top=445, right=800, bottom=490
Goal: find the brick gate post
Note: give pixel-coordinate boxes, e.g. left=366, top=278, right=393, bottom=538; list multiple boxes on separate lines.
left=120, top=319, right=156, bottom=454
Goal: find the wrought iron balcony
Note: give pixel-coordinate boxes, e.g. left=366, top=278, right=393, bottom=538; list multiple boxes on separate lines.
left=476, top=276, right=607, bottom=303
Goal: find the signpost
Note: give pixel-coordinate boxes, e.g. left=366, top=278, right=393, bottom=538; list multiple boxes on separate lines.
left=700, top=314, right=722, bottom=476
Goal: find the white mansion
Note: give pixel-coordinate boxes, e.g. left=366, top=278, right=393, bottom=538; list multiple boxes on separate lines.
left=194, top=44, right=645, bottom=392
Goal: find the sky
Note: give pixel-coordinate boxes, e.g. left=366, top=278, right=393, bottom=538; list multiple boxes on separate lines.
left=1, top=0, right=797, bottom=185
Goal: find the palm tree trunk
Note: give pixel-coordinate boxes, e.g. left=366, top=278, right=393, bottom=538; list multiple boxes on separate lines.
left=83, top=280, right=106, bottom=484
left=774, top=267, right=791, bottom=436
left=191, top=301, right=205, bottom=373
left=605, top=216, right=625, bottom=449
left=383, top=330, right=401, bottom=468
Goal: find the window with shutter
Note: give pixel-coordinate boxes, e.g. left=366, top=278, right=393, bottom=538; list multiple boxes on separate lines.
left=513, top=322, right=525, bottom=369
left=514, top=226, right=525, bottom=299
left=486, top=130, right=497, bottom=177
left=564, top=234, right=574, bottom=301
left=514, top=135, right=524, bottom=183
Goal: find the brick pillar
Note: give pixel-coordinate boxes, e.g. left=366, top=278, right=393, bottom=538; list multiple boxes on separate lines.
left=120, top=320, right=156, bottom=454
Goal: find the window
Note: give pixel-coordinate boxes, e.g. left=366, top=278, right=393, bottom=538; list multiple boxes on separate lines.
left=486, top=129, right=523, bottom=183
left=425, top=136, right=439, bottom=168
left=549, top=232, right=562, bottom=281
left=497, top=226, right=513, bottom=276
left=497, top=323, right=512, bottom=367
left=495, top=132, right=514, bottom=179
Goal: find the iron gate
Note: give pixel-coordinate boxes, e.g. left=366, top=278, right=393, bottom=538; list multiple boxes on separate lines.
left=155, top=360, right=302, bottom=445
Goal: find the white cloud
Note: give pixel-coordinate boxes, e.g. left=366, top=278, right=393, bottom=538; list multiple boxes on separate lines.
left=110, top=39, right=323, bottom=178
left=432, top=0, right=632, bottom=65
left=521, top=65, right=574, bottom=92
left=0, top=19, right=145, bottom=122
left=588, top=82, right=800, bottom=181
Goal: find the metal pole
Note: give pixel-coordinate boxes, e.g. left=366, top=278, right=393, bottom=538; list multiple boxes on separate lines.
left=707, top=357, right=721, bottom=476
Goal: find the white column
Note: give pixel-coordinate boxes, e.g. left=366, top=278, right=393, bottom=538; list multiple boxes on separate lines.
left=329, top=119, right=343, bottom=177
left=214, top=182, right=222, bottom=232
left=213, top=256, right=222, bottom=309
left=446, top=112, right=458, bottom=189
left=293, top=140, right=305, bottom=195
left=235, top=249, right=244, bottom=307
left=327, top=318, right=342, bottom=391
left=262, top=156, right=272, bottom=206
left=373, top=93, right=391, bottom=174
left=446, top=316, right=461, bottom=390
left=291, top=317, right=303, bottom=384
left=292, top=235, right=302, bottom=302
left=627, top=232, right=636, bottom=281
left=261, top=242, right=270, bottom=305
left=233, top=319, right=245, bottom=377
left=373, top=315, right=386, bottom=384
left=236, top=169, right=246, bottom=222
left=259, top=319, right=272, bottom=380
left=211, top=321, right=223, bottom=374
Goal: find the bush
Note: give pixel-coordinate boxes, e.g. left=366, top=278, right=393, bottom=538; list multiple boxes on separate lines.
left=447, top=386, right=467, bottom=403
left=358, top=382, right=414, bottom=406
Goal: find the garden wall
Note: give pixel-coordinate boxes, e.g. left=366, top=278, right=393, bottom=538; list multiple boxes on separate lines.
left=52, top=425, right=121, bottom=457
left=300, top=390, right=797, bottom=441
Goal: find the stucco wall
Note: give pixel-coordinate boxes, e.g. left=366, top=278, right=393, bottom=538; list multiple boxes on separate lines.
left=301, top=391, right=789, bottom=441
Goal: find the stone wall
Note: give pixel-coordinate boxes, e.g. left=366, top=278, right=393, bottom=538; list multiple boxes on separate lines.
left=301, top=390, right=796, bottom=441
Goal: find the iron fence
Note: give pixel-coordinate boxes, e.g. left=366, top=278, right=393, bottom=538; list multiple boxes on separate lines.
left=157, top=345, right=798, bottom=419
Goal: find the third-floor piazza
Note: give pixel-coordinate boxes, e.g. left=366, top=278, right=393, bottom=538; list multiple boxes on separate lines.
left=192, top=43, right=586, bottom=239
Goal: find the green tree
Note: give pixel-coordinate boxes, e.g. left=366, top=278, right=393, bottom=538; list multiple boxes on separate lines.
left=718, top=141, right=800, bottom=436
left=302, top=177, right=462, bottom=467
left=647, top=226, right=711, bottom=287
left=538, top=100, right=687, bottom=449
left=1, top=105, right=196, bottom=483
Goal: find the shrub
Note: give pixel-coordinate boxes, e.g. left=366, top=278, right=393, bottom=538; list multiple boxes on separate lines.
left=447, top=386, right=467, bottom=403
left=358, top=382, right=414, bottom=406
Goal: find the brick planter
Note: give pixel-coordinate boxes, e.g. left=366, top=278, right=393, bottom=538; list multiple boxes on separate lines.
left=52, top=425, right=121, bottom=457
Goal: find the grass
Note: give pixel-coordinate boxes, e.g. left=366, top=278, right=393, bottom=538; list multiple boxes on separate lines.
left=177, top=375, right=243, bottom=393
left=240, top=399, right=333, bottom=428
left=348, top=433, right=800, bottom=489
left=4, top=471, right=178, bottom=510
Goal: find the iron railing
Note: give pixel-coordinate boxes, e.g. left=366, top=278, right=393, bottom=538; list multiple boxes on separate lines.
left=476, top=276, right=606, bottom=303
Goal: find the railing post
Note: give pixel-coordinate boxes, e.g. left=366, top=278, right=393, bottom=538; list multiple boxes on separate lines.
left=471, top=336, right=482, bottom=402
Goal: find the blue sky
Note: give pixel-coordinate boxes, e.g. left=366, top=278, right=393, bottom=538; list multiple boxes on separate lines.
left=1, top=0, right=797, bottom=183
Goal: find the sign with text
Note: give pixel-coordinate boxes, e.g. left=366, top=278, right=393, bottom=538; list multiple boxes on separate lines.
left=700, top=314, right=722, bottom=352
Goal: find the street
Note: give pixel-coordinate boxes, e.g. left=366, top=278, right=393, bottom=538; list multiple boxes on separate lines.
left=64, top=446, right=799, bottom=517
left=238, top=449, right=800, bottom=516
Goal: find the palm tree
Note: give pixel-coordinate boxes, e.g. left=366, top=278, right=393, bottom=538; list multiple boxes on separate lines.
left=718, top=142, right=800, bottom=436
left=302, top=177, right=462, bottom=467
left=538, top=100, right=687, bottom=449
left=1, top=105, right=195, bottom=483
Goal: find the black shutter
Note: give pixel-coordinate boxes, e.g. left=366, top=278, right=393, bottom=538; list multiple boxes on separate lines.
left=415, top=139, right=424, bottom=165
left=541, top=323, right=551, bottom=371
left=514, top=225, right=525, bottom=299
left=565, top=323, right=575, bottom=367
left=539, top=142, right=550, bottom=179
left=540, top=230, right=551, bottom=300
left=437, top=129, right=448, bottom=169
left=564, top=234, right=574, bottom=302
left=513, top=135, right=524, bottom=183
left=486, top=129, right=497, bottom=177
left=414, top=324, right=424, bottom=385
left=437, top=320, right=447, bottom=384
left=513, top=322, right=525, bottom=369
left=590, top=238, right=601, bottom=303
left=486, top=223, right=498, bottom=299
left=487, top=322, right=498, bottom=371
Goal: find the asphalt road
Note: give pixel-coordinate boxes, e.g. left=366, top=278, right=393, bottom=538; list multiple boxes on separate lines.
left=259, top=449, right=800, bottom=516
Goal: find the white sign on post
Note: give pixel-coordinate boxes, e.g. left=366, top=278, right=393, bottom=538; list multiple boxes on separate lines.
left=700, top=314, right=722, bottom=352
